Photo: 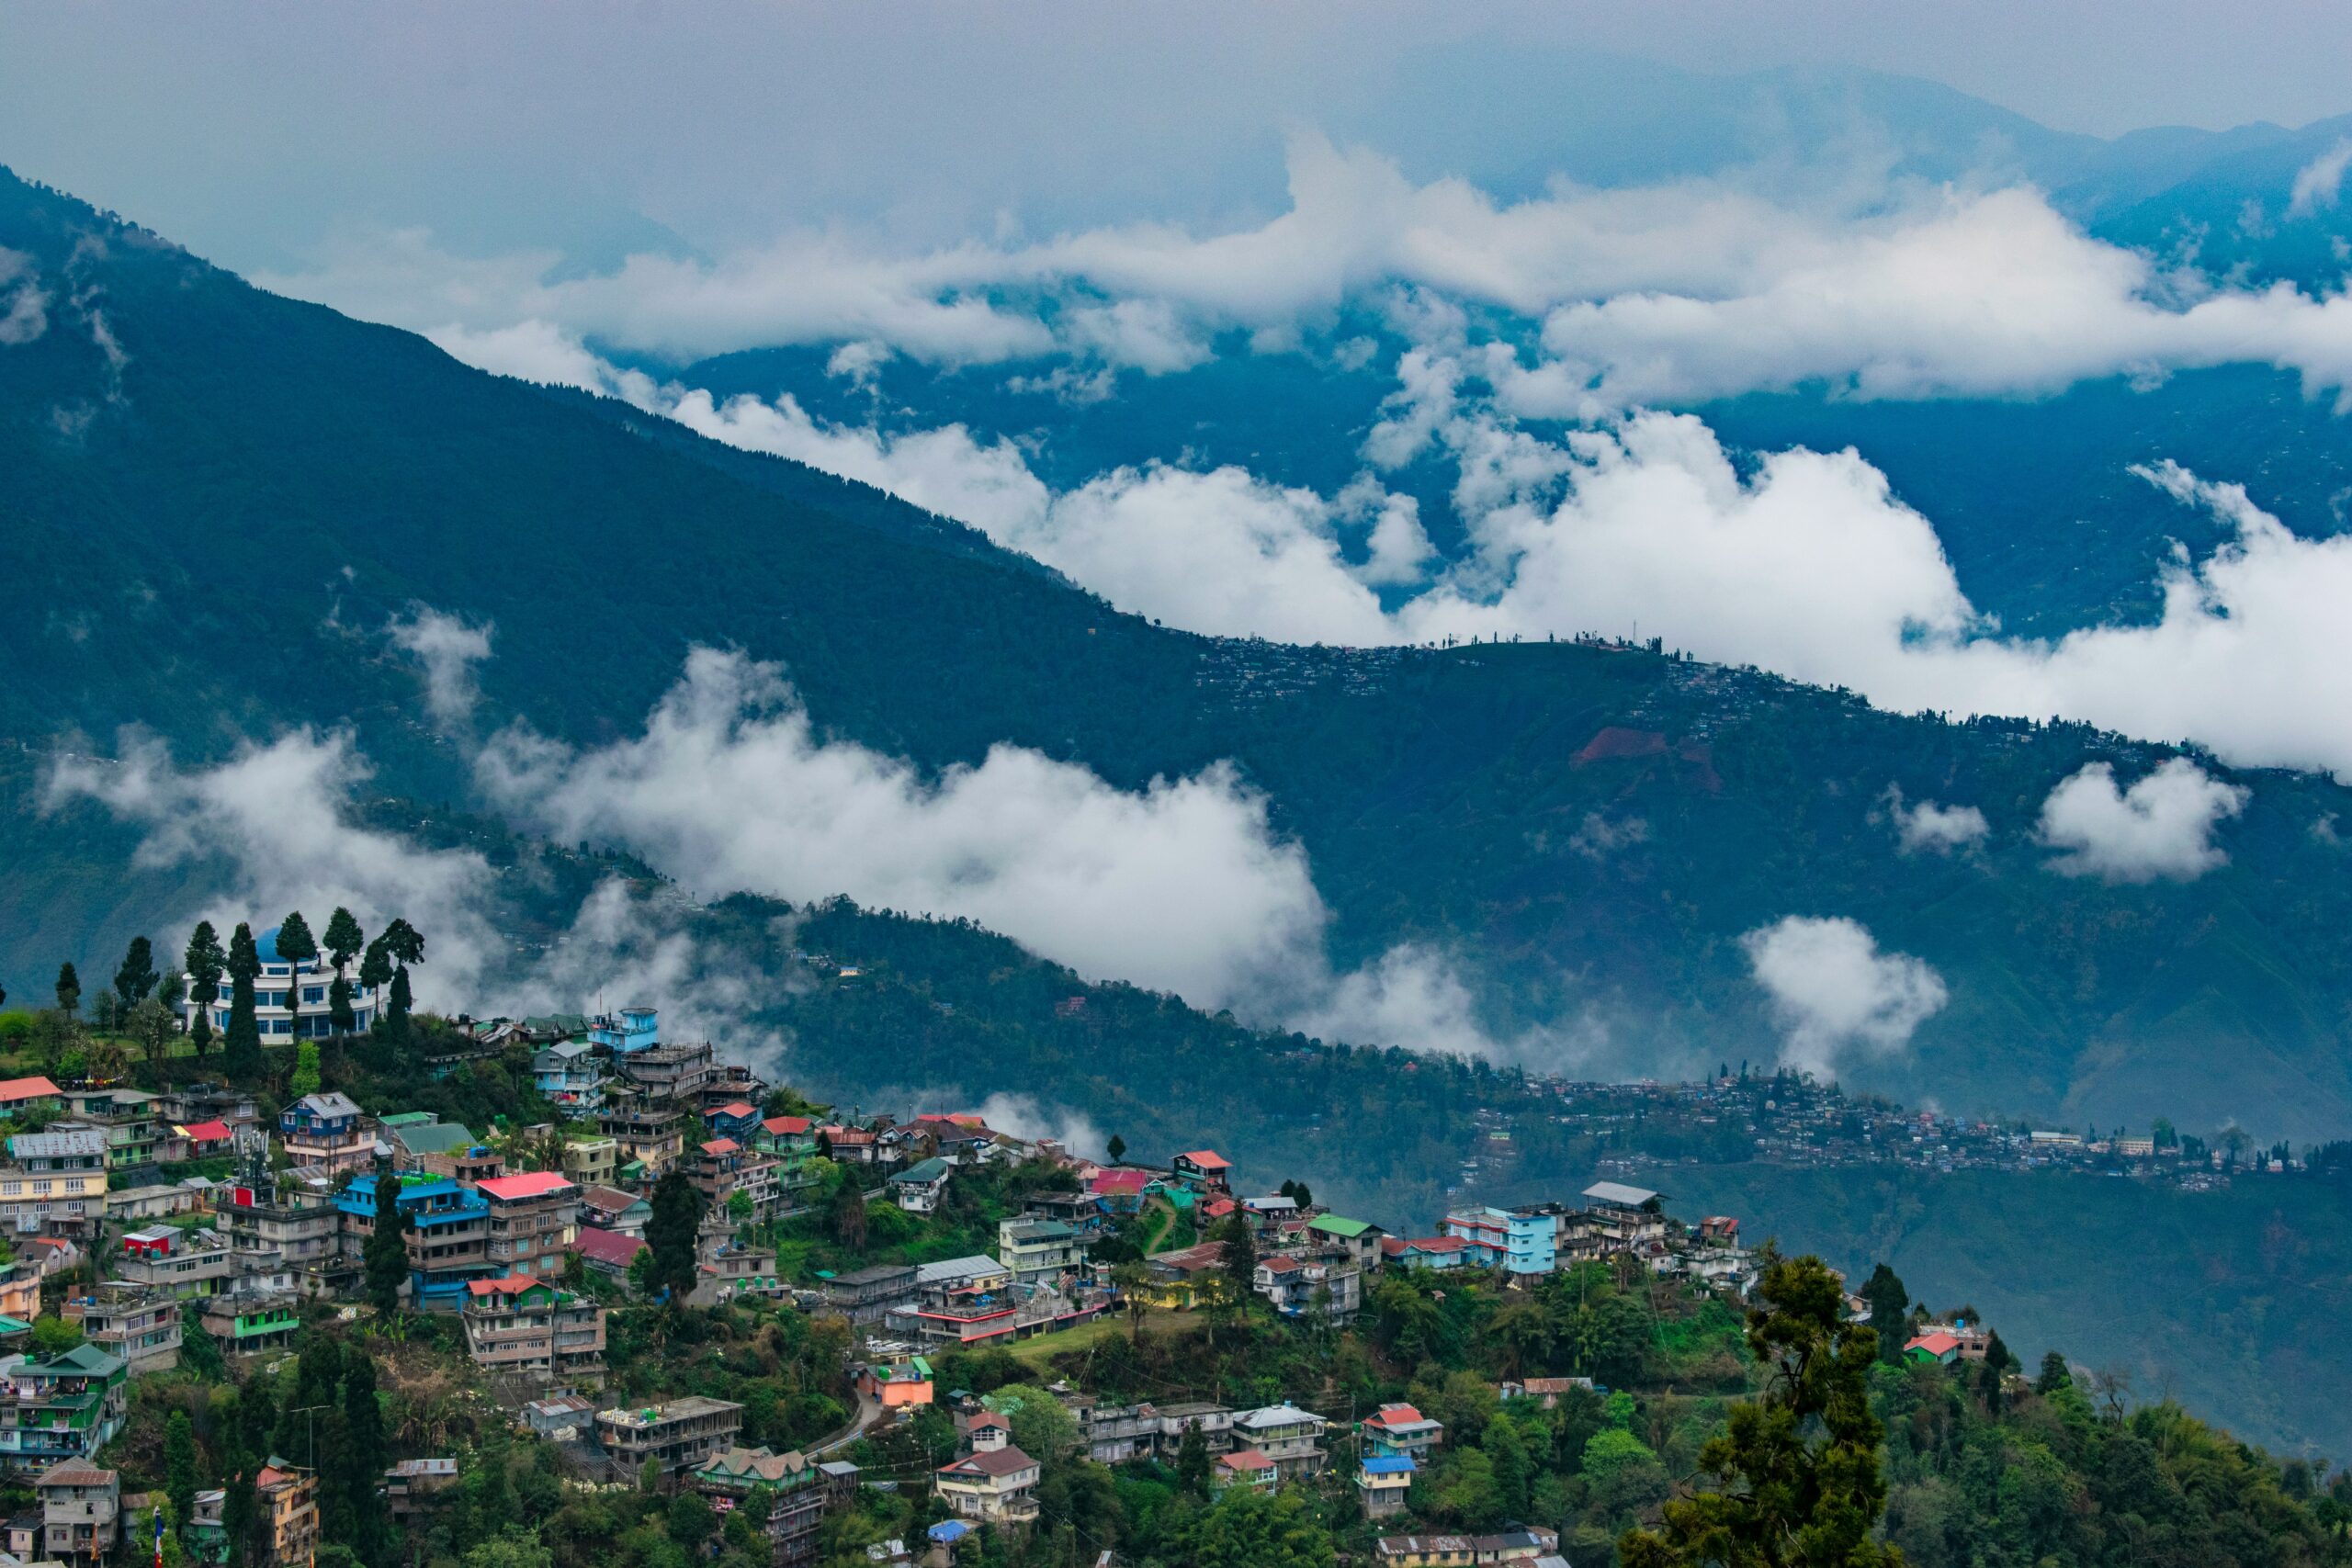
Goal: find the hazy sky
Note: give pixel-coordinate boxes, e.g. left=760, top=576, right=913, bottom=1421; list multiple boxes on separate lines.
left=5, top=2, right=2349, bottom=274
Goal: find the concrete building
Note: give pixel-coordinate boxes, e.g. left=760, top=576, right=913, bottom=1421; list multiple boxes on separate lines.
left=1233, top=1404, right=1329, bottom=1482
left=475, top=1172, right=579, bottom=1280
left=1440, top=1206, right=1559, bottom=1277
left=36, top=1460, right=118, bottom=1564
left=0, top=1129, right=110, bottom=1237
left=588, top=1006, right=659, bottom=1055
left=800, top=1263, right=916, bottom=1324
left=67, top=1284, right=180, bottom=1374
left=198, top=1295, right=300, bottom=1355
left=596, top=1397, right=744, bottom=1475
left=996, top=1218, right=1083, bottom=1287
left=933, top=1421, right=1039, bottom=1528
left=337, top=1173, right=492, bottom=1310
left=115, top=1225, right=230, bottom=1300
left=560, top=1139, right=621, bottom=1191
left=692, top=1447, right=829, bottom=1568
left=0, top=1345, right=127, bottom=1472
left=278, top=1094, right=371, bottom=1175
left=255, top=1464, right=318, bottom=1568
left=461, top=1275, right=607, bottom=1388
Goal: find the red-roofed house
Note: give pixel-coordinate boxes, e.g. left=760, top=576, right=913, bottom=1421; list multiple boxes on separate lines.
left=0, top=1077, right=62, bottom=1119
left=179, top=1120, right=234, bottom=1154
left=1087, top=1169, right=1150, bottom=1213
left=1360, top=1404, right=1443, bottom=1458
left=1904, top=1332, right=1962, bottom=1366
left=1202, top=1197, right=1238, bottom=1221
left=1170, top=1151, right=1231, bottom=1192
left=756, top=1116, right=815, bottom=1155
left=1214, top=1449, right=1278, bottom=1493
left=574, top=1226, right=646, bottom=1280
left=935, top=1426, right=1040, bottom=1526
left=474, top=1172, right=578, bottom=1279
left=705, top=1102, right=760, bottom=1139
left=461, top=1274, right=606, bottom=1384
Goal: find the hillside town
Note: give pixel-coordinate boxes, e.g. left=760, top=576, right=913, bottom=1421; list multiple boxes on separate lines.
left=0, top=916, right=2337, bottom=1568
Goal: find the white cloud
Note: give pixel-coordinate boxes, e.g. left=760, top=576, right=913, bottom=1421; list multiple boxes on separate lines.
left=1886, top=789, right=1990, bottom=855
left=473, top=646, right=1328, bottom=1010
left=271, top=138, right=2352, bottom=410
left=2290, top=139, right=2352, bottom=220
left=42, top=728, right=504, bottom=1006
left=1741, top=915, right=1948, bottom=1076
left=2036, top=759, right=2248, bottom=883
left=0, top=249, right=47, bottom=346
left=384, top=605, right=495, bottom=732
left=969, top=1093, right=1107, bottom=1160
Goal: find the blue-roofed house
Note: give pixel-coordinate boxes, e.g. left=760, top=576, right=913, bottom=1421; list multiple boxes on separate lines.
left=1357, top=1453, right=1417, bottom=1517
left=337, top=1173, right=492, bottom=1310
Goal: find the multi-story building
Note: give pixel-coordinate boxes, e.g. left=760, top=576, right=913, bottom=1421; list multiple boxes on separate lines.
left=116, top=1226, right=231, bottom=1300
left=560, top=1138, right=620, bottom=1190
left=996, top=1218, right=1082, bottom=1287
left=1358, top=1454, right=1418, bottom=1518
left=475, top=1172, right=578, bottom=1280
left=596, top=1041, right=715, bottom=1178
left=153, top=1081, right=257, bottom=1131
left=0, top=1130, right=109, bottom=1238
left=691, top=1447, right=828, bottom=1568
left=933, top=1422, right=1039, bottom=1528
left=178, top=925, right=378, bottom=1042
left=799, top=1262, right=918, bottom=1324
left=577, top=1184, right=650, bottom=1236
left=198, top=1294, right=300, bottom=1355
left=220, top=1176, right=346, bottom=1298
left=884, top=1258, right=1022, bottom=1348
left=336, top=1174, right=492, bottom=1310
left=1566, top=1183, right=1666, bottom=1258
left=1304, top=1215, right=1386, bottom=1271
left=381, top=1459, right=459, bottom=1524
left=255, top=1464, right=318, bottom=1568
left=531, top=1043, right=606, bottom=1110
left=594, top=1397, right=742, bottom=1474
left=279, top=1094, right=372, bottom=1175
left=1233, top=1404, right=1329, bottom=1482
left=889, top=1157, right=952, bottom=1213
left=687, top=1138, right=746, bottom=1209
left=1251, top=1254, right=1361, bottom=1322
left=693, top=1243, right=786, bottom=1307
left=36, top=1460, right=118, bottom=1564
left=460, top=1275, right=607, bottom=1388
left=0, top=1345, right=127, bottom=1472
left=68, top=1284, right=181, bottom=1374
left=62, top=1089, right=162, bottom=1173
left=1169, top=1150, right=1232, bottom=1192
left=588, top=1006, right=659, bottom=1055
left=1440, top=1206, right=1559, bottom=1277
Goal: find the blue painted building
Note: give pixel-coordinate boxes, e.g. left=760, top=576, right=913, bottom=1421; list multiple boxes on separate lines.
left=338, top=1173, right=493, bottom=1310
left=590, top=1006, right=659, bottom=1055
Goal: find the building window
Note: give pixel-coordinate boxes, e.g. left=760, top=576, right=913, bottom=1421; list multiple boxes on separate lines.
left=302, top=987, right=325, bottom=1005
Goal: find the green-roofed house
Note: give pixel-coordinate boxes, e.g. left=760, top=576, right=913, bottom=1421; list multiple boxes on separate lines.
left=377, top=1111, right=439, bottom=1132
left=1306, top=1214, right=1386, bottom=1270
left=392, top=1122, right=477, bottom=1162
left=0, top=1342, right=128, bottom=1471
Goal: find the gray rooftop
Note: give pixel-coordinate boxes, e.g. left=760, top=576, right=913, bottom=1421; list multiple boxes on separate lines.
left=1582, top=1180, right=1660, bottom=1209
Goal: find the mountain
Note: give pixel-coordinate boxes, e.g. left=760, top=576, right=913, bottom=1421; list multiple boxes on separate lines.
left=8, top=166, right=2352, bottom=1138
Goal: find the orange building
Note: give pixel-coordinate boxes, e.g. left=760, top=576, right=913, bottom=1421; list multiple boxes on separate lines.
left=856, top=1358, right=934, bottom=1408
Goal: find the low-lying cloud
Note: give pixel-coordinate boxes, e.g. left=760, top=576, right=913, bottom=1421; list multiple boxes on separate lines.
left=2036, top=759, right=2248, bottom=883
left=385, top=605, right=495, bottom=733
left=1886, top=788, right=1991, bottom=855
left=272, top=135, right=2352, bottom=410
left=1741, top=915, right=1949, bottom=1076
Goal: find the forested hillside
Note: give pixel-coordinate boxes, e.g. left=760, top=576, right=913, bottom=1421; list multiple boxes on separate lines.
left=9, top=165, right=2352, bottom=1138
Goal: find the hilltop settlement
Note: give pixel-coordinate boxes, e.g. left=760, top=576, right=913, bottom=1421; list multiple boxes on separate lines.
left=0, top=913, right=2339, bottom=1568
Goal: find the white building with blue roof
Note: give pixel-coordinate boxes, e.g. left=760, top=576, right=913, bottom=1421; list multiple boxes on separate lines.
left=176, top=925, right=379, bottom=1040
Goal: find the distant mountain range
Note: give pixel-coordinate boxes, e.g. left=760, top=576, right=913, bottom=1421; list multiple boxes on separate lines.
left=7, top=165, right=2352, bottom=1141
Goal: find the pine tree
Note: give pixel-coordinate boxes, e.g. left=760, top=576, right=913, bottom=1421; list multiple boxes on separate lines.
left=223, top=924, right=264, bottom=1083
left=290, top=1042, right=322, bottom=1098
left=115, top=936, right=158, bottom=1006
left=363, top=1173, right=412, bottom=1314
left=1105, top=1134, right=1126, bottom=1164
left=1484, top=1410, right=1532, bottom=1518
left=1218, top=1213, right=1257, bottom=1299
left=646, top=1167, right=706, bottom=1304
left=1619, top=1256, right=1900, bottom=1568
left=184, top=922, right=226, bottom=1063
left=1176, top=1420, right=1210, bottom=1495
left=341, top=1353, right=391, bottom=1565
left=356, top=937, right=392, bottom=1032
left=2035, top=1349, right=2071, bottom=1393
left=276, top=911, right=318, bottom=1042
left=378, top=919, right=424, bottom=1037
left=1860, top=1260, right=1909, bottom=1364
left=322, top=908, right=364, bottom=1034
left=54, top=962, right=80, bottom=1020
left=165, top=1408, right=198, bottom=1532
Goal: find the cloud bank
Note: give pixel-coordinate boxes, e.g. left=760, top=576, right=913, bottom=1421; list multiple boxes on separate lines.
left=2036, top=759, right=2248, bottom=883
left=1741, top=915, right=1949, bottom=1076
